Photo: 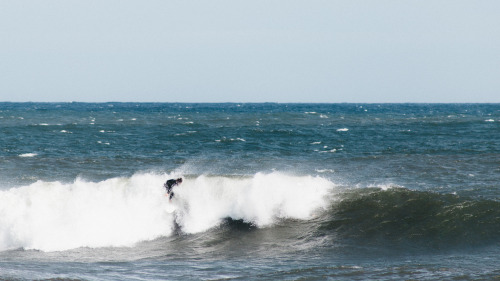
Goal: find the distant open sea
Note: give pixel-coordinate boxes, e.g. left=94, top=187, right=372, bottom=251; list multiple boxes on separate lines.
left=1, top=103, right=499, bottom=280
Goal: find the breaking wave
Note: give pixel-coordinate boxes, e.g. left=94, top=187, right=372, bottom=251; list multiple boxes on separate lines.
left=2, top=172, right=499, bottom=253
left=0, top=172, right=334, bottom=252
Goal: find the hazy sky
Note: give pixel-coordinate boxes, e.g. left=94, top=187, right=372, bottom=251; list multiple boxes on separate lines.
left=1, top=1, right=499, bottom=103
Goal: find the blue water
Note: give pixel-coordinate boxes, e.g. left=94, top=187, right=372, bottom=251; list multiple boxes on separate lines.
left=1, top=103, right=499, bottom=280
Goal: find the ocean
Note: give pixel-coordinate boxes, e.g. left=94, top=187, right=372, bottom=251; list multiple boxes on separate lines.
left=0, top=102, right=499, bottom=280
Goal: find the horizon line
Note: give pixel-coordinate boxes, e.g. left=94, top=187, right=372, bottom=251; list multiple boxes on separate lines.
left=1, top=101, right=500, bottom=105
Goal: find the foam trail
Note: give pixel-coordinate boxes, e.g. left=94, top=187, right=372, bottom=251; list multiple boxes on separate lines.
left=0, top=172, right=334, bottom=252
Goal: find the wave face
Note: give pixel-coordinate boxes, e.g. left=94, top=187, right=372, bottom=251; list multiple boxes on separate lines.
left=321, top=188, right=500, bottom=249
left=0, top=172, right=333, bottom=252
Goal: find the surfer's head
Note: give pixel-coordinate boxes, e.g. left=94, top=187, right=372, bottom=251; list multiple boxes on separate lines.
left=176, top=178, right=183, bottom=184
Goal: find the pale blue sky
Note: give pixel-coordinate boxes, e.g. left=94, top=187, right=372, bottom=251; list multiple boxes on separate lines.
left=1, top=1, right=499, bottom=103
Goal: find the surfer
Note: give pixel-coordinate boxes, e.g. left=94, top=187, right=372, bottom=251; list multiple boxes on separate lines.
left=164, top=178, right=183, bottom=200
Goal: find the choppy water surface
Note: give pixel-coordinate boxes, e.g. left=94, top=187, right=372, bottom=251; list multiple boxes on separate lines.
left=1, top=103, right=499, bottom=280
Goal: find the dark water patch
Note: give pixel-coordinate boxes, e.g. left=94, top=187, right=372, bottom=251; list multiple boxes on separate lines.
left=320, top=188, right=500, bottom=250
left=221, top=218, right=257, bottom=232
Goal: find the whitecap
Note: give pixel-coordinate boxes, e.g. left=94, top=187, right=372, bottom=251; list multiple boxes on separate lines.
left=215, top=137, right=246, bottom=142
left=19, top=153, right=37, bottom=158
left=337, top=128, right=349, bottom=132
left=316, top=169, right=335, bottom=173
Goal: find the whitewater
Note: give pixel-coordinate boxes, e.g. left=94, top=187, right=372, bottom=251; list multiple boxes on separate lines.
left=0, top=172, right=333, bottom=252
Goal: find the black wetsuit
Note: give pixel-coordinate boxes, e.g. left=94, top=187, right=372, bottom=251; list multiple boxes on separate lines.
left=164, top=179, right=179, bottom=199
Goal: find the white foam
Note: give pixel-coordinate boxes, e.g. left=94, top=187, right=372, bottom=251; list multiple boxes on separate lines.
left=316, top=169, right=335, bottom=173
left=215, top=137, right=246, bottom=142
left=176, top=173, right=333, bottom=233
left=0, top=172, right=334, bottom=252
left=336, top=128, right=349, bottom=132
left=19, top=153, right=37, bottom=158
left=175, top=131, right=197, bottom=136
left=0, top=174, right=172, bottom=252
left=319, top=148, right=337, bottom=153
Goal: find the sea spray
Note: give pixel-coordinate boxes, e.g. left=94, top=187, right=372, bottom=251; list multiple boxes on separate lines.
left=0, top=172, right=334, bottom=252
